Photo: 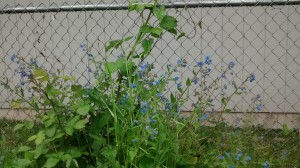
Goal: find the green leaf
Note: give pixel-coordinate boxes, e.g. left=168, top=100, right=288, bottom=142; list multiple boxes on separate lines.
left=105, top=36, right=133, bottom=52
left=77, top=104, right=90, bottom=116
left=177, top=32, right=186, bottom=40
left=45, top=125, right=57, bottom=137
left=34, top=69, right=49, bottom=82
left=186, top=78, right=191, bottom=86
left=142, top=38, right=154, bottom=55
left=35, top=131, right=45, bottom=145
left=129, top=148, right=138, bottom=162
left=139, top=156, right=154, bottom=168
left=104, top=57, right=127, bottom=74
left=24, top=121, right=34, bottom=129
left=74, top=120, right=86, bottom=129
left=43, top=158, right=60, bottom=168
left=71, top=85, right=82, bottom=92
left=167, top=28, right=177, bottom=35
left=17, top=146, right=31, bottom=153
left=221, top=97, right=228, bottom=105
left=141, top=25, right=163, bottom=37
left=170, top=93, right=176, bottom=104
left=13, top=123, right=24, bottom=131
left=66, top=116, right=80, bottom=135
left=129, top=2, right=153, bottom=12
left=153, top=6, right=166, bottom=21
left=160, top=15, right=178, bottom=31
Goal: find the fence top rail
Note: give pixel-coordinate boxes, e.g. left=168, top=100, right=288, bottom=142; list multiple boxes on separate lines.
left=1, top=0, right=300, bottom=14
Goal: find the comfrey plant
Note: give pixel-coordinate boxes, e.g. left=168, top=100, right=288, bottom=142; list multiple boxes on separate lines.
left=1, top=1, right=263, bottom=167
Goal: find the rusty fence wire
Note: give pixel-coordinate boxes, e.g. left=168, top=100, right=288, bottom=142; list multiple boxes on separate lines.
left=0, top=0, right=300, bottom=129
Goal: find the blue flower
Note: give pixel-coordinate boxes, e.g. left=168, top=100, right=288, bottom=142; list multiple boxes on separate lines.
left=197, top=61, right=203, bottom=67
left=229, top=165, right=234, bottom=168
left=10, top=54, right=16, bottom=62
left=221, top=73, right=226, bottom=79
left=250, top=73, right=255, bottom=82
left=176, top=83, right=181, bottom=89
left=134, top=120, right=139, bottom=125
left=218, top=155, right=225, bottom=160
left=193, top=78, right=198, bottom=85
left=30, top=58, right=37, bottom=65
left=149, top=117, right=156, bottom=123
left=157, top=93, right=162, bottom=97
left=174, top=76, right=179, bottom=81
left=138, top=72, right=143, bottom=78
left=256, top=103, right=263, bottom=111
left=256, top=94, right=261, bottom=99
left=204, top=55, right=212, bottom=65
left=229, top=61, right=235, bottom=69
left=225, top=152, right=230, bottom=157
left=199, top=114, right=208, bottom=122
left=139, top=62, right=148, bottom=72
left=132, top=139, right=138, bottom=143
left=130, top=83, right=137, bottom=89
left=224, top=84, right=228, bottom=90
left=246, top=156, right=251, bottom=161
left=20, top=81, right=25, bottom=86
left=177, top=59, right=187, bottom=67
left=263, top=161, right=270, bottom=168
left=121, top=98, right=126, bottom=104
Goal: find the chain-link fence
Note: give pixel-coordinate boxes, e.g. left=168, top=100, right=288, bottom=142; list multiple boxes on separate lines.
left=0, top=0, right=300, bottom=129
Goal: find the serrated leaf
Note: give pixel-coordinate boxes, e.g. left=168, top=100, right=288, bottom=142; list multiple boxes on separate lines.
left=77, top=104, right=90, bottom=116
left=142, top=38, right=154, bottom=55
left=160, top=15, right=177, bottom=30
left=43, top=158, right=60, bottom=168
left=153, top=6, right=166, bottom=21
left=74, top=120, right=85, bottom=129
left=34, top=69, right=49, bottom=82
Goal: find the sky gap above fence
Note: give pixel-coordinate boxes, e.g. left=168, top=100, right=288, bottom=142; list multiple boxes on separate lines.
left=1, top=0, right=300, bottom=14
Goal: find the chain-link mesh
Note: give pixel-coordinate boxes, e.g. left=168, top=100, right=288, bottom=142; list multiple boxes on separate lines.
left=0, top=1, right=300, bottom=129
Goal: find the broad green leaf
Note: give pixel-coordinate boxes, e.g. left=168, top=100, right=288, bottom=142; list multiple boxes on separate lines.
left=129, top=148, right=138, bottom=162
left=129, top=3, right=153, bottom=12
left=28, top=135, right=37, bottom=141
left=45, top=125, right=57, bottom=137
left=15, top=159, right=31, bottom=167
left=167, top=28, right=177, bottom=35
left=150, top=28, right=163, bottom=37
left=74, top=120, right=85, bottom=129
left=142, top=38, right=154, bottom=55
left=17, top=146, right=31, bottom=153
left=71, top=85, right=82, bottom=92
left=160, top=15, right=177, bottom=30
left=13, top=123, right=24, bottom=131
left=139, top=156, right=154, bottom=168
left=141, top=25, right=153, bottom=33
left=24, top=121, right=34, bottom=129
left=66, top=116, right=80, bottom=135
left=153, top=6, right=166, bottom=21
left=34, top=69, right=49, bottom=82
left=35, top=131, right=45, bottom=145
left=43, top=158, right=60, bottom=168
left=77, top=104, right=90, bottom=116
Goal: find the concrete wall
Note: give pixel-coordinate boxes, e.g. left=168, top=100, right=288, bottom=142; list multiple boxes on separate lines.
left=0, top=1, right=300, bottom=122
